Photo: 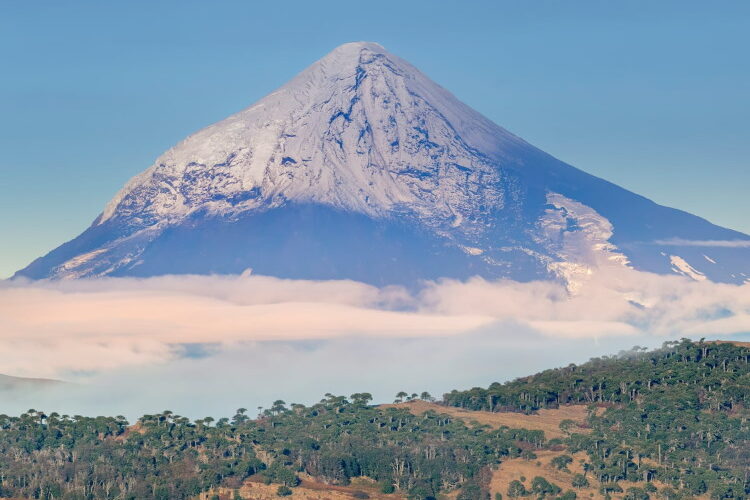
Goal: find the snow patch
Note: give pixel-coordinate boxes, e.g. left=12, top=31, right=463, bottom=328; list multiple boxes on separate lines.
left=57, top=249, right=109, bottom=278
left=669, top=255, right=707, bottom=281
left=460, top=246, right=484, bottom=256
left=537, top=192, right=630, bottom=292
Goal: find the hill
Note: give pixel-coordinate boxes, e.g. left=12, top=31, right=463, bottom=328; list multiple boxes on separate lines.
left=0, top=339, right=748, bottom=499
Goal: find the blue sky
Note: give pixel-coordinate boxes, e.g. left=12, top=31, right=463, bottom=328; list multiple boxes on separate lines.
left=1, top=0, right=748, bottom=278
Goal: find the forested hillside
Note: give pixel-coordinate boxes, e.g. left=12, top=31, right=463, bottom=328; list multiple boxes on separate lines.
left=0, top=339, right=748, bottom=499
left=444, top=339, right=750, bottom=412
left=444, top=339, right=750, bottom=498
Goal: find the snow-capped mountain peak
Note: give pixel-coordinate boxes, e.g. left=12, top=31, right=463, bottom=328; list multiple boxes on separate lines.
left=16, top=43, right=750, bottom=285
left=99, top=41, right=524, bottom=230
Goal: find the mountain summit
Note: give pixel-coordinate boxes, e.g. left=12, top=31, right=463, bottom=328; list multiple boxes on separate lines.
left=16, top=42, right=750, bottom=285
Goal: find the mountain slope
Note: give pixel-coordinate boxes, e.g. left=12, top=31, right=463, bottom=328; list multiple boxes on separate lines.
left=16, top=42, right=750, bottom=285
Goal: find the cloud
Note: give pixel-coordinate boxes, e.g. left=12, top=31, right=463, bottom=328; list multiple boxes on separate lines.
left=654, top=238, right=750, bottom=248
left=0, top=275, right=490, bottom=377
left=2, top=270, right=750, bottom=377
left=1, top=269, right=750, bottom=417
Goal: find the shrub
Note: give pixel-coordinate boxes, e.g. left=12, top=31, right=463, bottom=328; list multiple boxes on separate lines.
left=572, top=474, right=589, bottom=488
left=600, top=483, right=623, bottom=495
left=380, top=483, right=395, bottom=494
left=623, top=487, right=649, bottom=500
left=531, top=476, right=561, bottom=498
left=507, top=480, right=528, bottom=498
left=551, top=455, right=573, bottom=471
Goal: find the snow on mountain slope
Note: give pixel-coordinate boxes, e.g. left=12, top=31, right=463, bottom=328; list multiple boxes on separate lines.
left=15, top=42, right=750, bottom=286
left=99, top=42, right=516, bottom=227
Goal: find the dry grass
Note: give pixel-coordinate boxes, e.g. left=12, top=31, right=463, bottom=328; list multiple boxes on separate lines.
left=709, top=340, right=750, bottom=348
left=113, top=422, right=145, bottom=442
left=197, top=476, right=406, bottom=500
left=489, top=449, right=711, bottom=500
left=383, top=400, right=592, bottom=440
left=489, top=449, right=598, bottom=498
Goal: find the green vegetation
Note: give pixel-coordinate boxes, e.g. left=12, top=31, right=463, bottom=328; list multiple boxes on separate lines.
left=0, top=339, right=748, bottom=499
left=446, top=339, right=750, bottom=498
left=444, top=339, right=750, bottom=413
left=530, top=476, right=562, bottom=497
left=550, top=455, right=573, bottom=471
left=571, top=473, right=589, bottom=488
left=0, top=393, right=541, bottom=499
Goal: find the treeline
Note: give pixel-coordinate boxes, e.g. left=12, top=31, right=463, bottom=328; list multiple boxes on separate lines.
left=443, top=339, right=750, bottom=412
left=0, top=394, right=544, bottom=500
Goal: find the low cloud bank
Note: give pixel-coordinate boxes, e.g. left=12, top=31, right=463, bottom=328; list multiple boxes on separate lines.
left=1, top=268, right=749, bottom=416
left=654, top=238, right=750, bottom=248
left=0, top=331, right=667, bottom=419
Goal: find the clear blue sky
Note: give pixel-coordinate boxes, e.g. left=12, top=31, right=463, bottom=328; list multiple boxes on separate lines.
left=1, top=0, right=748, bottom=278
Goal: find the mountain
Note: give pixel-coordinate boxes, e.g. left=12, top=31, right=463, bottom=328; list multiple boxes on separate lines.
left=15, top=42, right=750, bottom=286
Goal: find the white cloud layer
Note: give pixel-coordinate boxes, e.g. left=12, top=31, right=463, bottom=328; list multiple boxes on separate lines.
left=2, top=268, right=750, bottom=377
left=1, top=268, right=749, bottom=417
left=654, top=238, right=750, bottom=248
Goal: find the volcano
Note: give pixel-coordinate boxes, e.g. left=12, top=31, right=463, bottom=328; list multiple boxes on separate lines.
left=16, top=42, right=750, bottom=286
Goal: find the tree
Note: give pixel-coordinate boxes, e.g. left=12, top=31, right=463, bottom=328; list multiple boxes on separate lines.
left=350, top=393, right=373, bottom=406
left=551, top=455, right=573, bottom=471
left=233, top=408, right=249, bottom=425
left=600, top=483, right=623, bottom=495
left=507, top=480, right=528, bottom=498
left=571, top=474, right=589, bottom=488
left=623, top=487, right=650, bottom=500
left=558, top=419, right=576, bottom=434
left=530, top=476, right=561, bottom=498
left=380, top=483, right=395, bottom=494
left=660, top=488, right=680, bottom=500
left=457, top=482, right=483, bottom=500
left=271, top=400, right=288, bottom=415
left=267, top=463, right=299, bottom=487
